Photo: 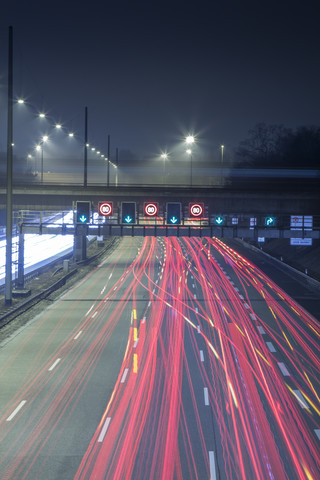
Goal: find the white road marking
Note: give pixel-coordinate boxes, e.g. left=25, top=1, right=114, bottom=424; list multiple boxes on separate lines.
left=204, top=387, right=209, bottom=406
left=74, top=331, right=83, bottom=340
left=108, top=273, right=113, bottom=279
left=257, top=326, right=266, bottom=334
left=239, top=294, right=244, bottom=300
left=86, top=305, right=94, bottom=316
left=278, top=362, right=290, bottom=376
left=142, top=317, right=146, bottom=323
left=293, top=389, right=309, bottom=409
left=148, top=301, right=151, bottom=307
left=7, top=400, right=27, bottom=422
left=121, top=368, right=129, bottom=383
left=134, top=339, right=139, bottom=348
left=195, top=307, right=199, bottom=313
left=197, top=325, right=201, bottom=333
left=209, top=451, right=217, bottom=480
left=315, top=429, right=320, bottom=440
left=200, top=350, right=204, bottom=362
left=98, top=417, right=111, bottom=442
left=243, top=303, right=250, bottom=309
left=266, top=341, right=276, bottom=352
left=100, top=286, right=106, bottom=294
left=250, top=313, right=256, bottom=321
left=235, top=287, right=239, bottom=292
left=92, top=311, right=98, bottom=318
left=48, top=358, right=61, bottom=371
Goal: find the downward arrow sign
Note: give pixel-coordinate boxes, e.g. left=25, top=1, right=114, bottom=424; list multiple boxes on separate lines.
left=79, top=215, right=87, bottom=223
left=170, top=216, right=178, bottom=224
left=125, top=216, right=132, bottom=223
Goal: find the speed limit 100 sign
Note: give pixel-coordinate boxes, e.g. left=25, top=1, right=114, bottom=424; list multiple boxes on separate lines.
left=98, top=202, right=113, bottom=216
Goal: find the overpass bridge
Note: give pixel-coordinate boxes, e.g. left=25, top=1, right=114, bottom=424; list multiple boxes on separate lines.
left=1, top=182, right=319, bottom=216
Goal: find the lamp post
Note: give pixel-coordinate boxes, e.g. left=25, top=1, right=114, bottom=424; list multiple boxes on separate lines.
left=36, top=135, right=48, bottom=183
left=185, top=135, right=195, bottom=186
left=160, top=153, right=168, bottom=186
left=220, top=144, right=224, bottom=186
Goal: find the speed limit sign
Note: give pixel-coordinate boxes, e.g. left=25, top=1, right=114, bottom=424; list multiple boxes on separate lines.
left=98, top=202, right=113, bottom=216
left=189, top=203, right=204, bottom=217
left=144, top=202, right=158, bottom=216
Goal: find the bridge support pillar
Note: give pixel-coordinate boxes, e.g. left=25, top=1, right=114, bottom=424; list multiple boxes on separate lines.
left=74, top=228, right=87, bottom=262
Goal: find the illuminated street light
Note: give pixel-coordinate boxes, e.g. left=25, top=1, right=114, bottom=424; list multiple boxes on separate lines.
left=17, top=99, right=24, bottom=104
left=39, top=113, right=46, bottom=118
left=185, top=135, right=195, bottom=145
left=55, top=124, right=62, bottom=129
left=42, top=135, right=48, bottom=142
left=91, top=147, right=95, bottom=151
left=68, top=132, right=74, bottom=137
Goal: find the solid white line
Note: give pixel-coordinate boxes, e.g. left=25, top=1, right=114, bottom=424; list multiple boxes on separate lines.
left=293, top=389, right=309, bottom=409
left=315, top=429, right=320, bottom=440
left=98, top=417, right=111, bottom=442
left=209, top=451, right=217, bottom=480
left=200, top=350, right=204, bottom=362
left=257, top=326, right=266, bottom=334
left=92, top=311, right=98, bottom=318
left=74, top=330, right=83, bottom=340
left=7, top=400, right=27, bottom=422
left=86, top=305, right=94, bottom=316
left=48, top=358, right=61, bottom=371
left=121, top=368, right=129, bottom=383
left=266, top=341, right=276, bottom=352
left=204, top=387, right=209, bottom=406
left=278, top=362, right=290, bottom=376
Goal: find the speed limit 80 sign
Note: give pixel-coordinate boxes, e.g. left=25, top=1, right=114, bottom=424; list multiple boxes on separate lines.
left=189, top=203, right=204, bottom=217
left=144, top=202, right=158, bottom=217
left=98, top=201, right=113, bottom=216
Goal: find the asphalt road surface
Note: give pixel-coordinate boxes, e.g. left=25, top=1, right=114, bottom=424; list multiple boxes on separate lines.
left=0, top=237, right=319, bottom=479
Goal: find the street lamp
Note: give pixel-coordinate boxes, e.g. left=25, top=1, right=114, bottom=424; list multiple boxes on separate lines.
left=185, top=135, right=195, bottom=186
left=36, top=135, right=48, bottom=183
left=220, top=144, right=224, bottom=185
left=186, top=148, right=193, bottom=186
left=160, top=153, right=168, bottom=186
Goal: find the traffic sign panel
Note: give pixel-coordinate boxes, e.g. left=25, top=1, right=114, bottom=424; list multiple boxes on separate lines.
left=166, top=202, right=182, bottom=225
left=121, top=202, right=136, bottom=224
left=76, top=201, right=91, bottom=224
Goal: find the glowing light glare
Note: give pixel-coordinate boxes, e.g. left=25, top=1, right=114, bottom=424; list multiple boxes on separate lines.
left=185, top=135, right=195, bottom=144
left=39, top=113, right=46, bottom=118
left=91, top=147, right=95, bottom=151
left=86, top=143, right=90, bottom=147
left=55, top=124, right=62, bottom=129
left=68, top=132, right=74, bottom=137
left=97, top=151, right=100, bottom=154
left=161, top=153, right=168, bottom=159
left=186, top=149, right=192, bottom=155
left=27, top=154, right=32, bottom=158
left=36, top=145, right=41, bottom=151
left=42, top=135, right=48, bottom=142
left=17, top=98, right=24, bottom=104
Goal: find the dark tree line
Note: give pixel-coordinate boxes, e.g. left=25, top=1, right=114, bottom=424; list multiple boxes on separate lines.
left=235, top=123, right=320, bottom=168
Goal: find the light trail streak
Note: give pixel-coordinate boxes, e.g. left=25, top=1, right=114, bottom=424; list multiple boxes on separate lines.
left=0, top=236, right=319, bottom=479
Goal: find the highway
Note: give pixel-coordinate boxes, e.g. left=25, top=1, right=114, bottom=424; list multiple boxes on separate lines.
left=0, top=237, right=319, bottom=479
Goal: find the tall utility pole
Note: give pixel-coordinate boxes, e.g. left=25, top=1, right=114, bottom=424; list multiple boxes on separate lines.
left=107, top=134, right=110, bottom=187
left=84, top=106, right=88, bottom=187
left=5, top=26, right=13, bottom=305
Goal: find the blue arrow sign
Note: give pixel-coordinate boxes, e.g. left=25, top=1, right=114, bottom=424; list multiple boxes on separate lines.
left=266, top=217, right=274, bottom=226
left=170, top=216, right=178, bottom=224
left=215, top=216, right=223, bottom=225
left=125, top=215, right=132, bottom=223
left=79, top=215, right=87, bottom=223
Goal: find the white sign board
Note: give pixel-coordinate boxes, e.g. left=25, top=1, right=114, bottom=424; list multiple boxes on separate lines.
left=290, top=238, right=312, bottom=246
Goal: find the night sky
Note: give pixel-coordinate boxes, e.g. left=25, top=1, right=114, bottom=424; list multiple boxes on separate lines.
left=1, top=0, right=319, bottom=163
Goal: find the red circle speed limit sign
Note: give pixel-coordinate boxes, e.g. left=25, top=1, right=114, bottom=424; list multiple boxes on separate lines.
left=190, top=203, right=203, bottom=217
left=144, top=202, right=158, bottom=216
left=98, top=202, right=113, bottom=216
